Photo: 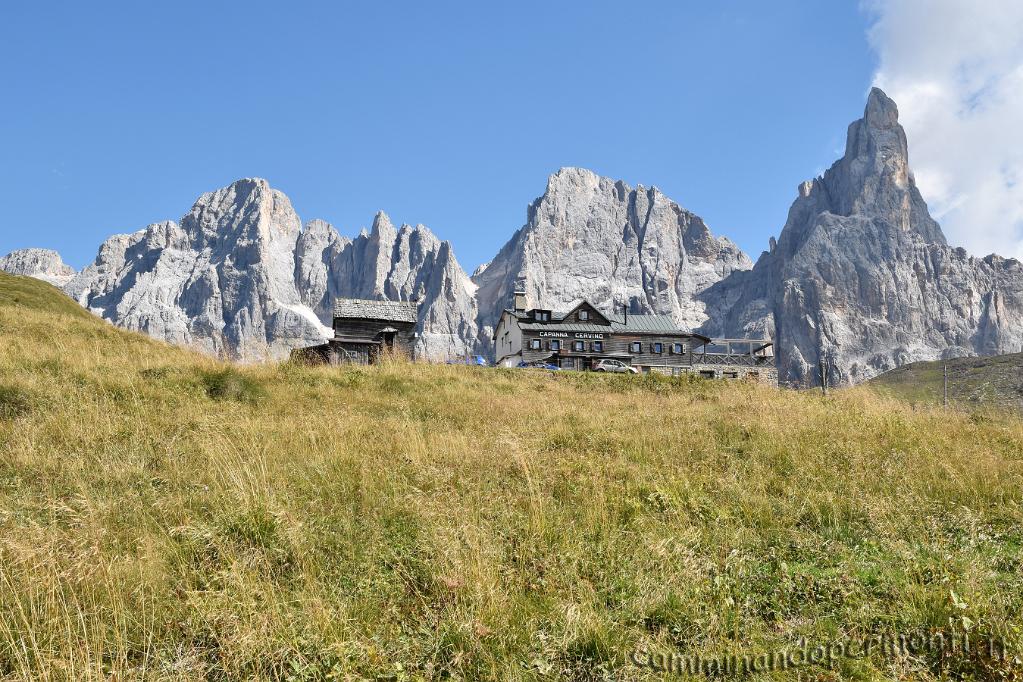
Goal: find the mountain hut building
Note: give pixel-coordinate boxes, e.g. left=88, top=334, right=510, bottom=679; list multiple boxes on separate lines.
left=493, top=293, right=777, bottom=384
left=293, top=298, right=418, bottom=365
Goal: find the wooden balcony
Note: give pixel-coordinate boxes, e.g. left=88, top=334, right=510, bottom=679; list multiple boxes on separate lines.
left=696, top=338, right=774, bottom=366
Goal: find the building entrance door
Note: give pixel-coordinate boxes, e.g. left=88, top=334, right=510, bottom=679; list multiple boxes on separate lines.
left=560, top=357, right=581, bottom=370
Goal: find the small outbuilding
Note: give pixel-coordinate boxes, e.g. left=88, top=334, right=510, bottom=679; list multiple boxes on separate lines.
left=293, top=298, right=419, bottom=365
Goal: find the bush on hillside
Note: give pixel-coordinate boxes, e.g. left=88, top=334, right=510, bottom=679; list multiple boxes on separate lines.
left=0, top=384, right=33, bottom=419
left=199, top=368, right=266, bottom=404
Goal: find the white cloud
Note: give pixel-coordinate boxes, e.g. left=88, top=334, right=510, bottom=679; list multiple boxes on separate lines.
left=865, top=0, right=1023, bottom=258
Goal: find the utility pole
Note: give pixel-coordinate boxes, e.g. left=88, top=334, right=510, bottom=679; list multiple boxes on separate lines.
left=943, top=363, right=949, bottom=408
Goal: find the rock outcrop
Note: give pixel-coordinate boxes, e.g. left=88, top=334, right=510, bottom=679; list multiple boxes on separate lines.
left=0, top=248, right=76, bottom=287
left=293, top=212, right=484, bottom=360
left=701, top=88, right=1023, bottom=386
left=65, top=179, right=331, bottom=359
left=473, top=167, right=751, bottom=338
left=60, top=179, right=481, bottom=361
left=4, top=172, right=748, bottom=363
left=7, top=88, right=1023, bottom=380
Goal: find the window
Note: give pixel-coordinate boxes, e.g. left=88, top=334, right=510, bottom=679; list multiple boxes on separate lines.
left=573, top=340, right=584, bottom=351
left=579, top=310, right=589, bottom=321
left=630, top=342, right=641, bottom=353
left=530, top=339, right=541, bottom=350
left=550, top=340, right=560, bottom=351
left=592, top=341, right=603, bottom=352
left=672, top=343, right=684, bottom=354
left=653, top=342, right=663, bottom=354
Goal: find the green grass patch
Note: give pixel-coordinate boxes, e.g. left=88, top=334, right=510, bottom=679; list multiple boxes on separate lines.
left=0, top=281, right=1022, bottom=679
left=199, top=367, right=267, bottom=404
left=0, top=384, right=33, bottom=419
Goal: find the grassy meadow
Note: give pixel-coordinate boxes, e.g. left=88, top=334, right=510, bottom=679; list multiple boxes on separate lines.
left=871, top=353, right=1023, bottom=412
left=1, top=271, right=1022, bottom=680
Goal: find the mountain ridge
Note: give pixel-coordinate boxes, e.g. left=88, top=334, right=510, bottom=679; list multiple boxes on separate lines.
left=5, top=87, right=1023, bottom=382
left=699, top=88, right=1023, bottom=385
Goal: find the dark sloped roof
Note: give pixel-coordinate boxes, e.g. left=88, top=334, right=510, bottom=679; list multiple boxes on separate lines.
left=620, top=316, right=712, bottom=342
left=501, top=296, right=725, bottom=342
left=504, top=309, right=532, bottom=320
left=510, top=306, right=708, bottom=340
left=332, top=298, right=418, bottom=323
left=610, top=314, right=681, bottom=333
left=519, top=322, right=614, bottom=333
left=562, top=300, right=612, bottom=325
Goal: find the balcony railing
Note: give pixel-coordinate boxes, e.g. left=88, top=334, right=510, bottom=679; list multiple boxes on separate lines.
left=696, top=338, right=774, bottom=366
left=696, top=353, right=774, bottom=367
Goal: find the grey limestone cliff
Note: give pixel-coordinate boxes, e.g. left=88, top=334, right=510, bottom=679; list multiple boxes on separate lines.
left=472, top=167, right=752, bottom=338
left=0, top=248, right=76, bottom=287
left=61, top=179, right=482, bottom=361
left=700, top=88, right=1023, bottom=386
left=7, top=88, right=1023, bottom=381
left=293, top=211, right=484, bottom=360
left=65, top=179, right=330, bottom=359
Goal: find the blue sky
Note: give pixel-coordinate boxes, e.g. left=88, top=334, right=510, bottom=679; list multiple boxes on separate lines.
left=1, top=1, right=877, bottom=271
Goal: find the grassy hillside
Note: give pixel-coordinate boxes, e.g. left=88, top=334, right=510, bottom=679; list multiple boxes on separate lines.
left=871, top=354, right=1023, bottom=410
left=1, top=270, right=1022, bottom=680
left=0, top=270, right=92, bottom=321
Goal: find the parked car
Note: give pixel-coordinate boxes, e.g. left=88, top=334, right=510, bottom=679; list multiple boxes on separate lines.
left=517, top=361, right=560, bottom=371
left=448, top=355, right=490, bottom=366
left=593, top=359, right=638, bottom=374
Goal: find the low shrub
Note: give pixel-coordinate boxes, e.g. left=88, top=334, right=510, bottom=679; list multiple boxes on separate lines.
left=199, top=368, right=266, bottom=404
left=0, top=384, right=33, bottom=419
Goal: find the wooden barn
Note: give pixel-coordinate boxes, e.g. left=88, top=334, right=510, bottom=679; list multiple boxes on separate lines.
left=293, top=298, right=419, bottom=365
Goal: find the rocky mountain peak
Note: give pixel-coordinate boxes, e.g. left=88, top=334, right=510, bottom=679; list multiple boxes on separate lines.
left=0, top=248, right=76, bottom=287
left=770, top=87, right=946, bottom=265
left=826, top=86, right=946, bottom=246
left=397, top=221, right=441, bottom=246
left=473, top=166, right=753, bottom=334
left=303, top=218, right=336, bottom=236
left=371, top=210, right=395, bottom=235
left=545, top=166, right=599, bottom=191
left=846, top=87, right=910, bottom=187
left=863, top=86, right=900, bottom=130
left=702, top=87, right=1021, bottom=387
left=181, top=177, right=302, bottom=249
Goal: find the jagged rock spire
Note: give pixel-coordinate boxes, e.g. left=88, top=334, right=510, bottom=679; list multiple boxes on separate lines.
left=9, top=87, right=1023, bottom=380
left=701, top=87, right=1022, bottom=387
left=790, top=87, right=946, bottom=248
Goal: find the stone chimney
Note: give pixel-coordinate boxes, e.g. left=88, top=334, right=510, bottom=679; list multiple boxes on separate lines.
left=513, top=289, right=527, bottom=312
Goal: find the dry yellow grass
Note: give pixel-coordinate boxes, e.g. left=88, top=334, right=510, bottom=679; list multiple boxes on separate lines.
left=1, top=272, right=1022, bottom=680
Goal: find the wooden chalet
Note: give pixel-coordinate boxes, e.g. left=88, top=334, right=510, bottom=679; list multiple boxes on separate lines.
left=293, top=298, right=418, bottom=365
